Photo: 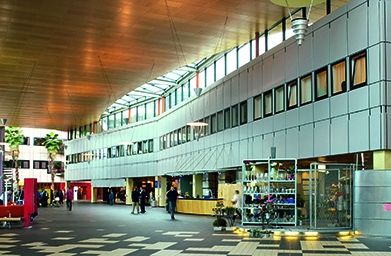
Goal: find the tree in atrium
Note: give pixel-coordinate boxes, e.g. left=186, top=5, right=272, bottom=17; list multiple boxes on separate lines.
left=43, top=132, right=63, bottom=193
left=5, top=127, right=25, bottom=193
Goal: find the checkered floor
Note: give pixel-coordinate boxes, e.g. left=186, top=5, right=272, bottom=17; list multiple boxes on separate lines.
left=0, top=202, right=390, bottom=255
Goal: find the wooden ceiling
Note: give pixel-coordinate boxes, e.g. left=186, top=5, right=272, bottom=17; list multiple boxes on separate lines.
left=0, top=0, right=349, bottom=131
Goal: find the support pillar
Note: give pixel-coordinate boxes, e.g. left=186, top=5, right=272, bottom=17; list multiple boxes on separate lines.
left=155, top=176, right=167, bottom=207
left=125, top=178, right=133, bottom=205
left=91, top=187, right=98, bottom=203
left=193, top=174, right=203, bottom=198
left=373, top=150, right=391, bottom=169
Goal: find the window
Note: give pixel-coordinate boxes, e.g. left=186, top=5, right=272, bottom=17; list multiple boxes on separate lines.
left=133, top=143, right=138, bottom=155
left=33, top=160, right=48, bottom=169
left=264, top=91, right=272, bottom=116
left=331, top=60, right=346, bottom=95
left=315, top=67, right=328, bottom=100
left=178, top=129, right=182, bottom=145
left=224, top=108, right=231, bottom=129
left=182, top=127, right=186, bottom=143
left=142, top=141, right=148, bottom=153
left=173, top=130, right=178, bottom=146
left=254, top=94, right=262, bottom=120
left=216, top=57, right=225, bottom=81
left=162, top=135, right=166, bottom=149
left=217, top=111, right=223, bottom=132
left=33, top=137, right=46, bottom=146
left=206, top=64, right=215, bottom=87
left=232, top=105, right=239, bottom=127
left=287, top=81, right=297, bottom=109
left=204, top=117, right=210, bottom=137
left=138, top=105, right=146, bottom=121
left=138, top=142, right=142, bottom=154
left=211, top=114, right=217, bottom=134
left=240, top=101, right=247, bottom=124
left=21, top=160, right=29, bottom=169
left=20, top=137, right=30, bottom=145
left=119, top=145, right=125, bottom=157
left=300, top=74, right=312, bottom=105
left=166, top=134, right=170, bottom=148
left=148, top=139, right=154, bottom=153
left=170, top=132, right=174, bottom=147
left=274, top=86, right=284, bottom=113
left=351, top=51, right=367, bottom=88
left=186, top=125, right=191, bottom=142
left=226, top=48, right=237, bottom=75
left=108, top=148, right=112, bottom=158
left=160, top=136, right=163, bottom=150
left=127, top=144, right=132, bottom=156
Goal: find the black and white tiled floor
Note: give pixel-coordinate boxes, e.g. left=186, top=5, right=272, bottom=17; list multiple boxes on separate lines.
left=0, top=202, right=390, bottom=255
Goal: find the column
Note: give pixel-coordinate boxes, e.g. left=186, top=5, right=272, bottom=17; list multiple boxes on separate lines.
left=91, top=187, right=98, bottom=203
left=373, top=150, right=391, bottom=169
left=155, top=176, right=167, bottom=207
left=125, top=178, right=133, bottom=205
left=193, top=174, right=203, bottom=198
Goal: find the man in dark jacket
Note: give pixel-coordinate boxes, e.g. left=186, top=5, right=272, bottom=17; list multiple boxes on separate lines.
left=166, top=186, right=179, bottom=220
left=131, top=187, right=140, bottom=214
left=139, top=187, right=147, bottom=213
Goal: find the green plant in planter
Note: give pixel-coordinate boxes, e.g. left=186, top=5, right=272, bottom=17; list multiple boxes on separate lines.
left=213, top=218, right=227, bottom=227
left=42, top=132, right=63, bottom=192
left=5, top=127, right=25, bottom=192
left=297, top=193, right=305, bottom=207
left=298, top=214, right=305, bottom=220
left=225, top=206, right=236, bottom=216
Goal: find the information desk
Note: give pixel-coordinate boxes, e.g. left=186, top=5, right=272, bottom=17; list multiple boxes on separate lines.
left=176, top=198, right=223, bottom=215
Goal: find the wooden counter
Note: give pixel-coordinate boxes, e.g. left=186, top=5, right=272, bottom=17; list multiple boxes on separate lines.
left=176, top=198, right=222, bottom=215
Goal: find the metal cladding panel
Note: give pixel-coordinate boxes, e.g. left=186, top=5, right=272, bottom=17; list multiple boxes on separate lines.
left=274, top=112, right=285, bottom=130
left=274, top=130, right=286, bottom=158
left=262, top=133, right=273, bottom=159
left=313, top=25, right=330, bottom=70
left=253, top=135, right=263, bottom=159
left=252, top=62, right=263, bottom=95
left=239, top=71, right=248, bottom=102
left=230, top=141, right=240, bottom=167
left=285, top=108, right=299, bottom=129
left=253, top=118, right=263, bottom=136
left=354, top=170, right=391, bottom=237
left=330, top=16, right=347, bottom=63
left=313, top=99, right=330, bottom=122
left=216, top=86, right=224, bottom=111
left=330, top=93, right=348, bottom=117
left=223, top=80, right=231, bottom=107
left=240, top=139, right=249, bottom=163
left=314, top=120, right=330, bottom=157
left=331, top=115, right=349, bottom=154
left=263, top=116, right=274, bottom=134
left=209, top=89, right=217, bottom=115
left=387, top=44, right=391, bottom=81
left=349, top=110, right=369, bottom=152
left=349, top=86, right=369, bottom=113
left=285, top=43, right=298, bottom=82
left=368, top=0, right=380, bottom=46
left=273, top=50, right=285, bottom=86
left=285, top=127, right=299, bottom=158
left=298, top=34, right=312, bottom=77
left=387, top=0, right=391, bottom=42
left=368, top=45, right=381, bottom=85
left=247, top=68, right=254, bottom=99
left=240, top=123, right=248, bottom=140
left=231, top=126, right=240, bottom=142
left=299, top=124, right=313, bottom=158
left=231, top=76, right=239, bottom=104
left=263, top=57, right=273, bottom=91
left=299, top=104, right=313, bottom=125
left=348, top=3, right=368, bottom=55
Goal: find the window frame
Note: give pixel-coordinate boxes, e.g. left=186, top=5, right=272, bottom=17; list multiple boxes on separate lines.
left=217, top=110, right=224, bottom=132
left=300, top=73, right=312, bottom=106
left=331, top=59, right=347, bottom=96
left=240, top=100, right=248, bottom=125
left=314, top=66, right=328, bottom=101
left=232, top=104, right=239, bottom=127
left=286, top=80, right=298, bottom=110
left=263, top=90, right=273, bottom=117
left=350, top=50, right=367, bottom=90
left=253, top=94, right=262, bottom=120
left=224, top=107, right=231, bottom=129
left=274, top=85, right=284, bottom=114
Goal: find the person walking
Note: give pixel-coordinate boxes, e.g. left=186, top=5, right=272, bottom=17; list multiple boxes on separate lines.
left=166, top=186, right=179, bottom=220
left=231, top=190, right=242, bottom=222
left=131, top=187, right=140, bottom=214
left=139, top=187, right=146, bottom=213
left=66, top=187, right=73, bottom=211
left=109, top=189, right=114, bottom=206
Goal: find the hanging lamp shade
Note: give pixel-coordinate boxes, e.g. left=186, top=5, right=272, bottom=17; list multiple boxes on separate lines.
left=270, top=0, right=325, bottom=7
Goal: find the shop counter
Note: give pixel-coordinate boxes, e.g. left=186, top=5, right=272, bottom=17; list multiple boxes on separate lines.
left=176, top=198, right=222, bottom=215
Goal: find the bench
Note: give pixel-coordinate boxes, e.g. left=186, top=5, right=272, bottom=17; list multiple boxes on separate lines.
left=0, top=217, right=22, bottom=228
left=0, top=205, right=24, bottom=228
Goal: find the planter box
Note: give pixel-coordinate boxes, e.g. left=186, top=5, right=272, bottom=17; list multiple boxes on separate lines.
left=213, top=227, right=225, bottom=231
left=226, top=227, right=235, bottom=231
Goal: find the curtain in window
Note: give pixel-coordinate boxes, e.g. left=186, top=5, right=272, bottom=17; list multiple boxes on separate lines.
left=254, top=95, right=262, bottom=119
left=316, top=70, right=327, bottom=98
left=332, top=61, right=345, bottom=94
left=301, top=75, right=312, bottom=104
left=264, top=93, right=272, bottom=115
left=288, top=83, right=297, bottom=107
left=275, top=87, right=284, bottom=112
left=353, top=56, right=366, bottom=86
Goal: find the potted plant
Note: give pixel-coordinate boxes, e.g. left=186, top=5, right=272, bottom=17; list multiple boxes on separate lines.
left=212, top=218, right=227, bottom=231
left=297, top=194, right=305, bottom=207
left=298, top=214, right=305, bottom=225
left=5, top=127, right=25, bottom=193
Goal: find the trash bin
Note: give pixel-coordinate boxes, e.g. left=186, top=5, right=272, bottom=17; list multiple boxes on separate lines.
left=151, top=200, right=157, bottom=207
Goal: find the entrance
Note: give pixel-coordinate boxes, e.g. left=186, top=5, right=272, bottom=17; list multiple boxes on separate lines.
left=309, top=163, right=354, bottom=230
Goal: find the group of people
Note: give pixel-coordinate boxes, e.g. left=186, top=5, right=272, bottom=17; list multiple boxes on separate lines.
left=131, top=187, right=147, bottom=214
left=0, top=190, right=13, bottom=205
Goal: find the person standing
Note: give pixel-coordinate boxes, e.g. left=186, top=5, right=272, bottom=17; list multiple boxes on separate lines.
left=109, top=189, right=114, bottom=206
left=231, top=190, right=242, bottom=222
left=139, top=187, right=146, bottom=213
left=166, top=186, right=179, bottom=220
left=66, top=187, right=73, bottom=211
left=131, top=187, right=140, bottom=214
